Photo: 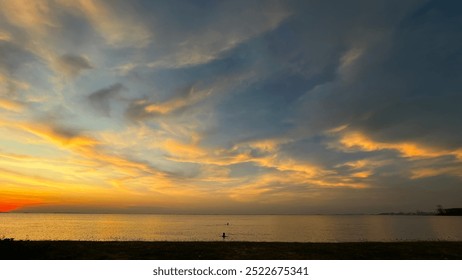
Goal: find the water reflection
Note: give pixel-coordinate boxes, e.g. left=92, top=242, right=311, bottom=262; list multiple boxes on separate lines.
left=1, top=213, right=461, bottom=242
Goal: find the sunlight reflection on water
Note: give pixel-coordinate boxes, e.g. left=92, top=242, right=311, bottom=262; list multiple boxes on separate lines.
left=1, top=213, right=462, bottom=242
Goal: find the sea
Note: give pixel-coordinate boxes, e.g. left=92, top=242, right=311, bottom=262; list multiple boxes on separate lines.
left=1, top=213, right=462, bottom=242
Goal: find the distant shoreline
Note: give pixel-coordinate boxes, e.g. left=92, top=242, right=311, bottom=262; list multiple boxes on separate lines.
left=1, top=241, right=461, bottom=260
left=1, top=212, right=442, bottom=215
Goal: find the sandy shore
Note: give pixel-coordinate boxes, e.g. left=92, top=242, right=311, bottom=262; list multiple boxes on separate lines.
left=1, top=241, right=461, bottom=260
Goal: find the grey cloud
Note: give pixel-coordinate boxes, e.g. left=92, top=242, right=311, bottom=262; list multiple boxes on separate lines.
left=190, top=0, right=425, bottom=149
left=130, top=0, right=290, bottom=70
left=88, top=83, right=126, bottom=116
left=296, top=0, right=462, bottom=151
left=0, top=41, right=38, bottom=96
left=52, top=125, right=81, bottom=139
left=125, top=98, right=152, bottom=121
left=0, top=42, right=34, bottom=73
left=55, top=54, right=93, bottom=78
left=36, top=113, right=90, bottom=140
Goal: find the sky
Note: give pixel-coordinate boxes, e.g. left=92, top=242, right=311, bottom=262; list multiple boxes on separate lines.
left=0, top=0, right=461, bottom=214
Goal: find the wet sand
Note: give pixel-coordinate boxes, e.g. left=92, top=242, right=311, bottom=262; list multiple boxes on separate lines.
left=1, top=241, right=461, bottom=259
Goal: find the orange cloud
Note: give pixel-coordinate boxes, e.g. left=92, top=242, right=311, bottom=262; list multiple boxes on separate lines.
left=0, top=173, right=58, bottom=211
left=0, top=31, right=11, bottom=41
left=163, top=139, right=207, bottom=158
left=127, top=87, right=213, bottom=120
left=155, top=134, right=355, bottom=197
left=0, top=98, right=24, bottom=112
left=163, top=136, right=330, bottom=186
left=254, top=156, right=323, bottom=177
left=351, top=170, right=373, bottom=178
left=0, top=0, right=57, bottom=35
left=0, top=164, right=170, bottom=212
left=410, top=167, right=462, bottom=179
left=225, top=168, right=367, bottom=204
left=20, top=123, right=98, bottom=149
left=0, top=117, right=167, bottom=183
left=338, top=131, right=462, bottom=160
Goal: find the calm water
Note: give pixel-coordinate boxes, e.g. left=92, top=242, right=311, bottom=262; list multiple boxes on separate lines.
left=1, top=213, right=462, bottom=242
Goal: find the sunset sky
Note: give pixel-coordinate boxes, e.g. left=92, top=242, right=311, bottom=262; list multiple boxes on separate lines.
left=0, top=0, right=461, bottom=214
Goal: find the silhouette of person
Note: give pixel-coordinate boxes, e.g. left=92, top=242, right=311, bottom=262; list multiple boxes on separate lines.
left=222, top=232, right=227, bottom=238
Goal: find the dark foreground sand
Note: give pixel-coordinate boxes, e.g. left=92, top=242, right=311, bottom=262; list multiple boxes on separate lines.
left=1, top=241, right=461, bottom=260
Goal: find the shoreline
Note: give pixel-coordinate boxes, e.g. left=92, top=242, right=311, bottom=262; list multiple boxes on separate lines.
left=1, top=241, right=461, bottom=260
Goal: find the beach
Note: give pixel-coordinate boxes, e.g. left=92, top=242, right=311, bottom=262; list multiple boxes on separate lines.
left=1, top=241, right=461, bottom=260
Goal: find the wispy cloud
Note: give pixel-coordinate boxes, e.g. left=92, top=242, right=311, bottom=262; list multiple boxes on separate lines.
left=0, top=97, right=25, bottom=112
left=59, top=0, right=152, bottom=47
left=146, top=0, right=290, bottom=69
left=0, top=0, right=58, bottom=35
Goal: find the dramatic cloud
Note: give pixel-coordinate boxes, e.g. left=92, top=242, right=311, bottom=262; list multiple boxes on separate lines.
left=1, top=0, right=461, bottom=214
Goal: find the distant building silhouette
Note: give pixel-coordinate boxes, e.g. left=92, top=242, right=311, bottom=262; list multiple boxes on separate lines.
left=441, top=208, right=462, bottom=216
left=436, top=205, right=462, bottom=216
